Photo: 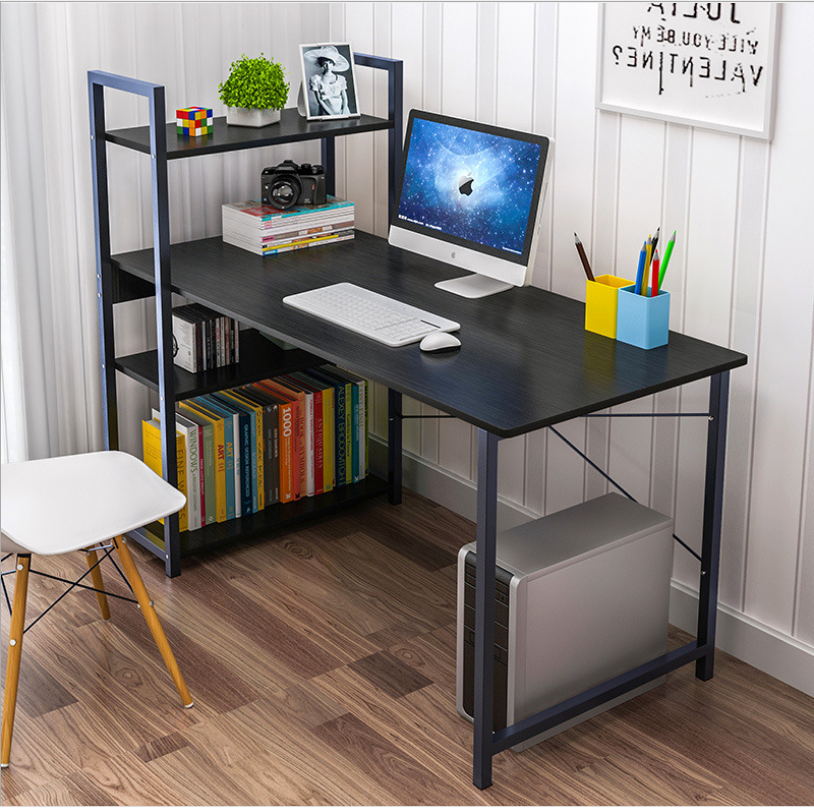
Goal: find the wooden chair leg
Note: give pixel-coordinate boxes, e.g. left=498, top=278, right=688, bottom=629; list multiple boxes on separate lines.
left=112, top=537, right=193, bottom=708
left=85, top=549, right=111, bottom=621
left=2, top=554, right=31, bottom=768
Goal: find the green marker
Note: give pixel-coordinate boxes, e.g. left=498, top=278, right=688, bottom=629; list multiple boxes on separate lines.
left=659, top=230, right=676, bottom=286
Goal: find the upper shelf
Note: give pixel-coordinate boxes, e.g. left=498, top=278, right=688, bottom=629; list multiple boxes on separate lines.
left=105, top=109, right=394, bottom=159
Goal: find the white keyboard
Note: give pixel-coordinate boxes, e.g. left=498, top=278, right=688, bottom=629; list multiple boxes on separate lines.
left=283, top=283, right=460, bottom=347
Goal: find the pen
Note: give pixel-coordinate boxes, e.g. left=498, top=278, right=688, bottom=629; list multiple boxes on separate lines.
left=659, top=230, right=676, bottom=287
left=642, top=235, right=652, bottom=296
left=635, top=241, right=646, bottom=296
left=651, top=249, right=659, bottom=297
left=574, top=233, right=595, bottom=282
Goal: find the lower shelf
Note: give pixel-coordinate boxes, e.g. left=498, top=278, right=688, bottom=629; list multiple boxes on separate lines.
left=129, top=473, right=388, bottom=561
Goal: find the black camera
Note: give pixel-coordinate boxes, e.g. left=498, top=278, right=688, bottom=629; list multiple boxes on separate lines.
left=261, top=160, right=328, bottom=210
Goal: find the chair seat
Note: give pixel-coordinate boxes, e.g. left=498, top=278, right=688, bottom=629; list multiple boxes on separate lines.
left=0, top=451, right=185, bottom=555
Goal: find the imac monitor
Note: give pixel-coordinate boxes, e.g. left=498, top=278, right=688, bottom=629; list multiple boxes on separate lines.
left=389, top=110, right=552, bottom=298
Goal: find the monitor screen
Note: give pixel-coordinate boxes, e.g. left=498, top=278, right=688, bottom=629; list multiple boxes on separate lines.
left=393, top=112, right=549, bottom=268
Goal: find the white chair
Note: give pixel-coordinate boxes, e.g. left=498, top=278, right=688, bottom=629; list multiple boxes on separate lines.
left=0, top=451, right=193, bottom=768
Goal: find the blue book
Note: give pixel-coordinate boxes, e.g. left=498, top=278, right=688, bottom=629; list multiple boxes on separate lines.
left=327, top=367, right=363, bottom=483
left=212, top=392, right=253, bottom=515
left=199, top=395, right=236, bottom=521
left=215, top=391, right=258, bottom=513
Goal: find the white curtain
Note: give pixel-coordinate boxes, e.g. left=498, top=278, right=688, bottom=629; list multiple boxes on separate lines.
left=1, top=2, right=327, bottom=463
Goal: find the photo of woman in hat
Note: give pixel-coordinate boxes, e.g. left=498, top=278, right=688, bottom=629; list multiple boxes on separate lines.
left=300, top=43, right=360, bottom=120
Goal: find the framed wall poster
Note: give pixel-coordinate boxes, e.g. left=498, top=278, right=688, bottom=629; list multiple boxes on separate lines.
left=596, top=3, right=779, bottom=139
left=300, top=43, right=360, bottom=121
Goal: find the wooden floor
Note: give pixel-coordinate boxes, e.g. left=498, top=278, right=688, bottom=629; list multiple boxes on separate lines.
left=2, top=489, right=813, bottom=806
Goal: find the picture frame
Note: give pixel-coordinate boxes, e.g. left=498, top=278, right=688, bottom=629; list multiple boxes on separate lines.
left=596, top=3, right=779, bottom=139
left=299, top=42, right=360, bottom=121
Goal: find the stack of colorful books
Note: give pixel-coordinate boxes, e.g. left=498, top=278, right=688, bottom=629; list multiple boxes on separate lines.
left=222, top=197, right=355, bottom=256
left=142, top=366, right=369, bottom=532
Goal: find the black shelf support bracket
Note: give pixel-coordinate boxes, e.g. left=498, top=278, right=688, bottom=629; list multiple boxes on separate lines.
left=89, top=71, right=183, bottom=577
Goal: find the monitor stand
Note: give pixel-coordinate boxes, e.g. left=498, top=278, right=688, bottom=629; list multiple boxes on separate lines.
left=435, top=274, right=513, bottom=299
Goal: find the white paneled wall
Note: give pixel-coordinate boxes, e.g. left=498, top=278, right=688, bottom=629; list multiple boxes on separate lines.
left=328, top=2, right=814, bottom=666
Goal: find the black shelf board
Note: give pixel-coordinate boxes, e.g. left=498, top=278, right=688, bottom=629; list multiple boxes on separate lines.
left=105, top=110, right=393, bottom=159
left=115, top=329, right=325, bottom=400
left=132, top=474, right=387, bottom=559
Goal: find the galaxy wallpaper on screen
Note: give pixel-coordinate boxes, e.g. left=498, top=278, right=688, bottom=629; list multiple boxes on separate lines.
left=397, top=118, right=541, bottom=256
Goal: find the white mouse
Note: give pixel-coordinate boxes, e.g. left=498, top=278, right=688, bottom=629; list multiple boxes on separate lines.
left=420, top=331, right=461, bottom=353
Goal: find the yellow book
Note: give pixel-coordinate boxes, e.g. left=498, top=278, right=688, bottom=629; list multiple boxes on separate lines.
left=142, top=419, right=187, bottom=531
left=221, top=390, right=266, bottom=511
left=182, top=401, right=227, bottom=523
left=322, top=386, right=335, bottom=492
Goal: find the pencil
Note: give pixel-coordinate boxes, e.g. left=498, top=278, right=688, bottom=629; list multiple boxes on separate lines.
left=642, top=235, right=652, bottom=296
left=652, top=226, right=661, bottom=253
left=659, top=230, right=676, bottom=287
left=635, top=241, right=646, bottom=296
left=651, top=250, right=660, bottom=297
left=574, top=233, right=595, bottom=282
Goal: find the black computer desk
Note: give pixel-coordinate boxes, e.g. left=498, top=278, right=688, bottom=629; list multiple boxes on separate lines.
left=115, top=230, right=748, bottom=789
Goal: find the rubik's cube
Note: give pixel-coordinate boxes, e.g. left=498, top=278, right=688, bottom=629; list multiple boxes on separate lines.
left=176, top=107, right=213, bottom=137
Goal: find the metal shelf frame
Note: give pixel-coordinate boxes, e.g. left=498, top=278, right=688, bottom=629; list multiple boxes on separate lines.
left=88, top=56, right=403, bottom=578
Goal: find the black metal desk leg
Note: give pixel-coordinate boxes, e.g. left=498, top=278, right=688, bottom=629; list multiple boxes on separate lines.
left=696, top=371, right=730, bottom=680
left=474, top=429, right=499, bottom=789
left=388, top=389, right=403, bottom=505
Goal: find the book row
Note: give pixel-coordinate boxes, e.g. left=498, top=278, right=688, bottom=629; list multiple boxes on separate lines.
left=172, top=303, right=241, bottom=373
left=142, top=366, right=369, bottom=532
left=222, top=197, right=355, bottom=257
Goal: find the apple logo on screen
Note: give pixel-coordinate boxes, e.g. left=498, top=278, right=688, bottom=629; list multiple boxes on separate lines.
left=458, top=171, right=474, bottom=196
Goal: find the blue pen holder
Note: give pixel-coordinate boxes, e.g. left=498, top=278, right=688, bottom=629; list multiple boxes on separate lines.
left=616, top=286, right=670, bottom=349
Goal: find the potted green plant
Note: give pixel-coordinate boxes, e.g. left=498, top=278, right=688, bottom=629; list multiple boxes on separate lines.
left=218, top=53, right=290, bottom=127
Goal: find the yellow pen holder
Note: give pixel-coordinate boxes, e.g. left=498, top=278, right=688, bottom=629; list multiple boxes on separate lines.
left=585, top=275, right=634, bottom=339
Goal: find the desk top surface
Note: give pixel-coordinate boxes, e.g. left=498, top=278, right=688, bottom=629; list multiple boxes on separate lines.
left=113, top=231, right=747, bottom=437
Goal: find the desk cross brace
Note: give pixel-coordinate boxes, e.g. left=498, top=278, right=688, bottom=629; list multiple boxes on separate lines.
left=471, top=371, right=730, bottom=789
left=548, top=425, right=703, bottom=565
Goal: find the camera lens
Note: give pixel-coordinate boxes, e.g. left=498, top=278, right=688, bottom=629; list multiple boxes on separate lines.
left=269, top=176, right=301, bottom=210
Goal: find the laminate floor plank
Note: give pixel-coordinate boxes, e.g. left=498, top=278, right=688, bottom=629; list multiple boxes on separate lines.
left=2, top=490, right=813, bottom=806
left=312, top=712, right=474, bottom=806
left=77, top=752, right=189, bottom=806
left=349, top=650, right=434, bottom=699
left=175, top=563, right=344, bottom=679
left=226, top=555, right=384, bottom=665
left=3, top=780, right=78, bottom=807
left=144, top=744, right=259, bottom=806
left=386, top=622, right=459, bottom=688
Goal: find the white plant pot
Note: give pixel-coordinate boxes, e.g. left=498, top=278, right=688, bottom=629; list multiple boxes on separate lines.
left=225, top=107, right=281, bottom=127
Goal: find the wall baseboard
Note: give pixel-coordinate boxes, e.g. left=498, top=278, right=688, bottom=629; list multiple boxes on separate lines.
left=370, top=436, right=814, bottom=698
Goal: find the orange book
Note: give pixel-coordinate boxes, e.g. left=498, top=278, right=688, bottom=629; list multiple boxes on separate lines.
left=252, top=380, right=300, bottom=503
left=261, top=378, right=306, bottom=500
left=255, top=379, right=302, bottom=502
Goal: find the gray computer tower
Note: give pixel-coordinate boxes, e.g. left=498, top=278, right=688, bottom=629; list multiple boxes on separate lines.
left=457, top=493, right=674, bottom=751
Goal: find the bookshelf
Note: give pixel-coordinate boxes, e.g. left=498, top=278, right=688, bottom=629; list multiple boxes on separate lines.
left=89, top=56, right=403, bottom=577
